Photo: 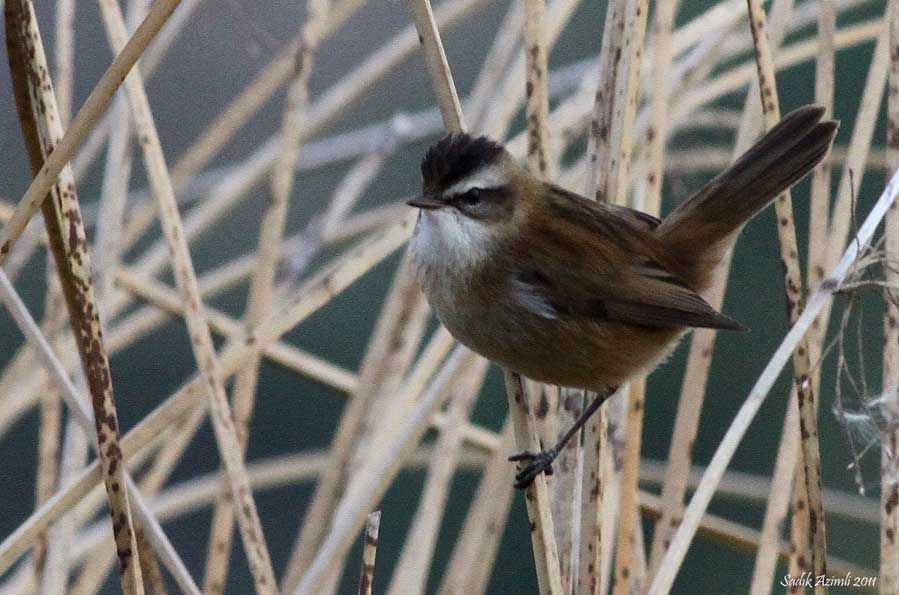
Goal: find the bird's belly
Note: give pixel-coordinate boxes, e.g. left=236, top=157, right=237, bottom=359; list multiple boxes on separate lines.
left=430, top=289, right=684, bottom=391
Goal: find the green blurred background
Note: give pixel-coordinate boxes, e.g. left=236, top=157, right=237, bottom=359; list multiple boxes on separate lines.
left=0, top=0, right=891, bottom=593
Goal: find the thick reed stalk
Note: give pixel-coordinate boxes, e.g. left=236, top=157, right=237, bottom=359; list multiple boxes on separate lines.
left=746, top=0, right=828, bottom=588
left=782, top=0, right=834, bottom=588
left=881, top=1, right=899, bottom=591
left=524, top=0, right=554, bottom=178
left=578, top=1, right=625, bottom=589
left=4, top=2, right=146, bottom=591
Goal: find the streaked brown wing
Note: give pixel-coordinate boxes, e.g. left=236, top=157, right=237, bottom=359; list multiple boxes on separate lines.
left=512, top=185, right=745, bottom=331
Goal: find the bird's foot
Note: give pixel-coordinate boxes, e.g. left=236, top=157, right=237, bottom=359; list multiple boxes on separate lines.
left=508, top=448, right=559, bottom=490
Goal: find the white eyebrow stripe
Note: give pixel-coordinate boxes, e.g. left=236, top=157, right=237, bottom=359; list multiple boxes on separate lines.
left=445, top=164, right=508, bottom=196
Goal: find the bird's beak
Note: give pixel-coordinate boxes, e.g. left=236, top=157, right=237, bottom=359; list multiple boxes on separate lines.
left=406, top=195, right=445, bottom=210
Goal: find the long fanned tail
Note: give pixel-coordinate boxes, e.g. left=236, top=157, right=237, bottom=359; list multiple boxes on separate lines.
left=656, top=105, right=838, bottom=288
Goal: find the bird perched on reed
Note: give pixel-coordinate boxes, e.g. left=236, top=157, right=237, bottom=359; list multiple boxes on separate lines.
left=407, top=105, right=838, bottom=488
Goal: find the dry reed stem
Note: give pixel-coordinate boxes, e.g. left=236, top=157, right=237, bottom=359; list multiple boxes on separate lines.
left=649, top=167, right=899, bottom=594
left=524, top=0, right=554, bottom=178
left=484, top=0, right=581, bottom=141
left=779, top=0, right=834, bottom=588
left=642, top=0, right=678, bottom=217
left=504, top=370, right=565, bottom=595
left=437, top=420, right=516, bottom=595
left=94, top=0, right=149, bottom=316
left=578, top=1, right=626, bottom=588
left=590, top=1, right=649, bottom=592
left=607, top=3, right=650, bottom=593
left=0, top=0, right=182, bottom=265
left=551, top=387, right=581, bottom=595
left=521, top=3, right=573, bottom=591
left=203, top=3, right=332, bottom=590
left=767, top=26, right=892, bottom=575
left=809, top=0, right=836, bottom=308
left=31, top=271, right=66, bottom=587
left=358, top=511, right=381, bottom=595
left=4, top=2, right=149, bottom=590
left=33, top=386, right=60, bottom=584
left=292, top=346, right=475, bottom=595
left=44, top=418, right=90, bottom=594
left=882, top=1, right=899, bottom=591
left=584, top=0, right=625, bottom=202
left=746, top=0, right=829, bottom=587
left=94, top=0, right=282, bottom=589
left=94, top=95, right=135, bottom=311
left=406, top=0, right=465, bottom=131
left=606, top=0, right=648, bottom=208
left=53, top=0, right=74, bottom=126
left=614, top=378, right=646, bottom=595
left=387, top=358, right=488, bottom=595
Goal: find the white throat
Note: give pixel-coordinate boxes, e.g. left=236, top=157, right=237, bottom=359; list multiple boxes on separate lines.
left=410, top=209, right=493, bottom=276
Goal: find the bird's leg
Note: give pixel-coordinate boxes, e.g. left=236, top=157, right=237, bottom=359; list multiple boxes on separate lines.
left=508, top=385, right=619, bottom=489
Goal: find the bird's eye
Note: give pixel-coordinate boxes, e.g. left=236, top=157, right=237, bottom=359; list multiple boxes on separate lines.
left=461, top=188, right=481, bottom=205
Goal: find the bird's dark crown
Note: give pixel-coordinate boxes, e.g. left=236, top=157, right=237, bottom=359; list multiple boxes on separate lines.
left=420, top=133, right=505, bottom=194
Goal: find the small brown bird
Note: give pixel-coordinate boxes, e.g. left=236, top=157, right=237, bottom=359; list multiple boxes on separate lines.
left=408, top=106, right=837, bottom=488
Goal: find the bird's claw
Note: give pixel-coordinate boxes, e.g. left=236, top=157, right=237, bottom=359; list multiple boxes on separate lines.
left=508, top=448, right=558, bottom=489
